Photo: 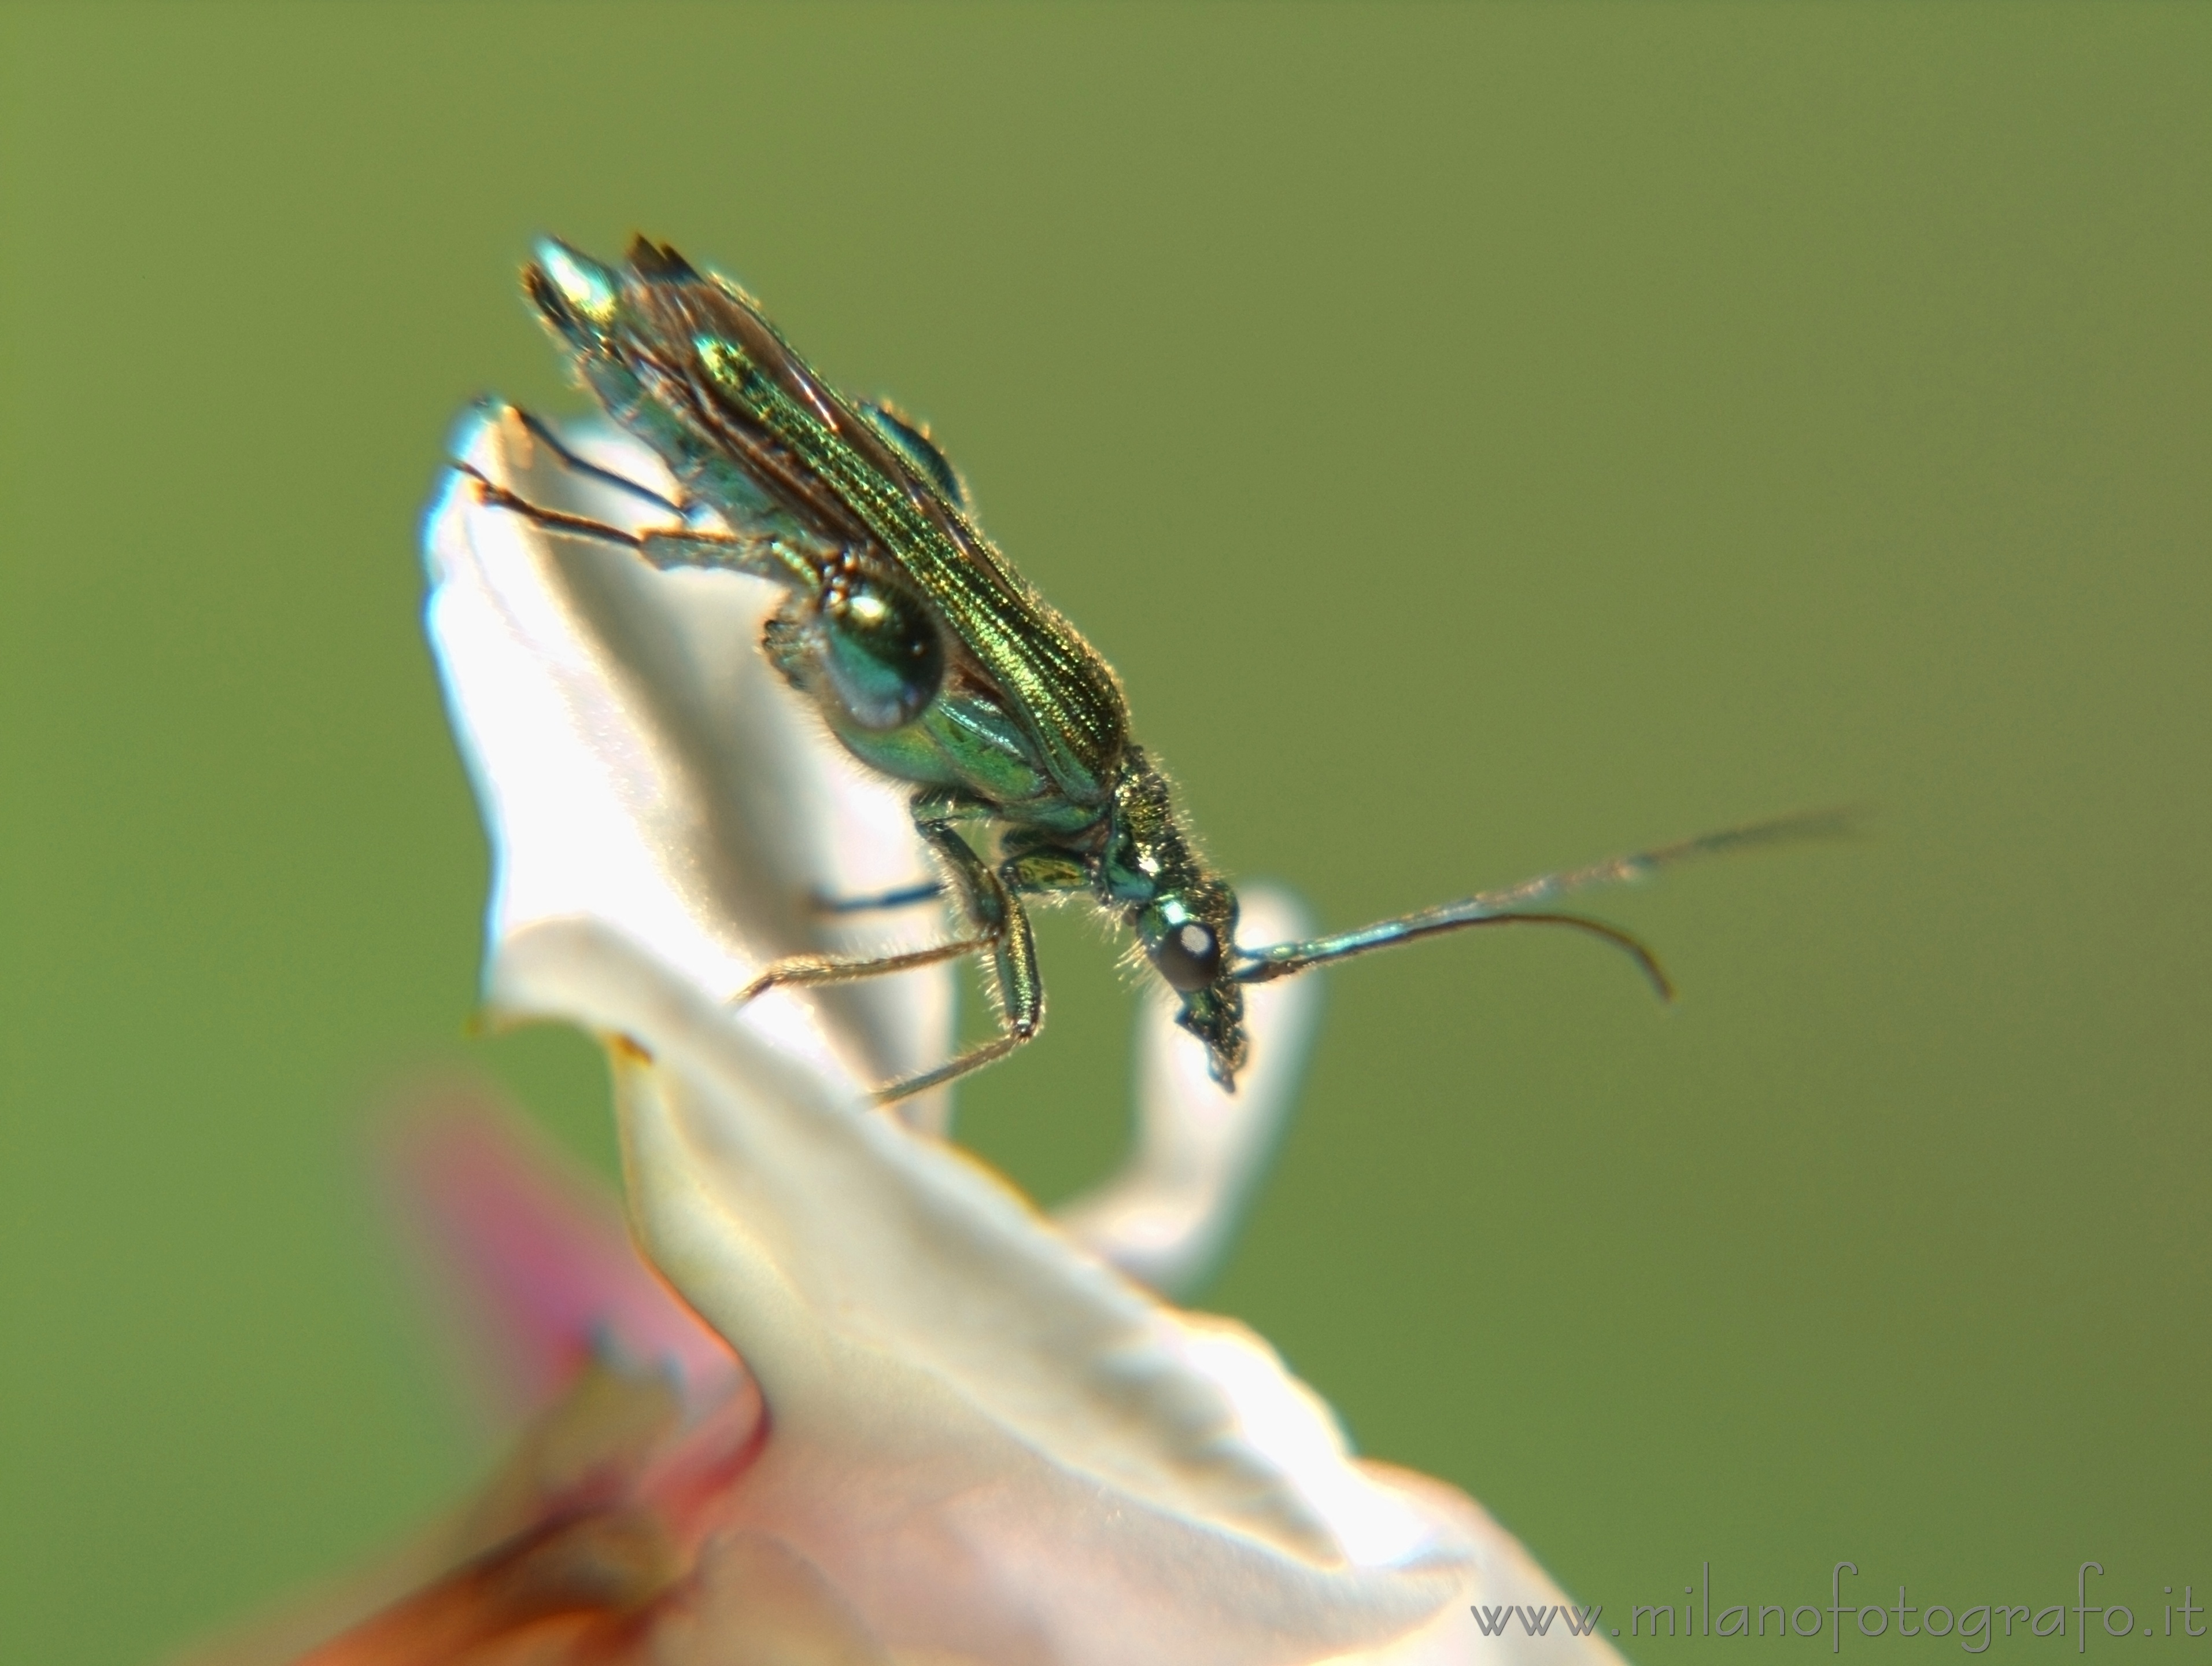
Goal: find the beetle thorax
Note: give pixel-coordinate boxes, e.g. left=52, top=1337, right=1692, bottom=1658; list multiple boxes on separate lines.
left=1099, top=748, right=1194, bottom=904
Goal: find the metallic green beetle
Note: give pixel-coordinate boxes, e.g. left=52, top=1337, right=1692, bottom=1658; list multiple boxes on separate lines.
left=463, top=237, right=1830, bottom=1103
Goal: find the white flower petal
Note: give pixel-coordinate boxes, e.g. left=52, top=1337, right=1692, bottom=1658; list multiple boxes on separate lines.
left=1055, top=884, right=1323, bottom=1294
left=504, top=917, right=1472, bottom=1664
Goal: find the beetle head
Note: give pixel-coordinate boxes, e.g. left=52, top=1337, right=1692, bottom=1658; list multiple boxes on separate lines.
left=1135, top=879, right=1249, bottom=1090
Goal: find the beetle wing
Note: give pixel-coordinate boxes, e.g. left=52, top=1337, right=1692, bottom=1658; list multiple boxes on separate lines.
left=607, top=242, right=1130, bottom=808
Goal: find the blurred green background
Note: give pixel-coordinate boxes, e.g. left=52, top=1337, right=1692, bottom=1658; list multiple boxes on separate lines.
left=2, top=4, right=2206, bottom=1661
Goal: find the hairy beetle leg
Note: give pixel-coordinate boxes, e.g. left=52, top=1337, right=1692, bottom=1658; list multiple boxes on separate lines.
left=732, top=935, right=993, bottom=1006
left=498, top=406, right=686, bottom=514
left=734, top=794, right=1052, bottom=1103
left=460, top=465, right=782, bottom=573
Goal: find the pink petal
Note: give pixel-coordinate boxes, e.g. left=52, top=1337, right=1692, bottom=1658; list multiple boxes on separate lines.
left=383, top=1083, right=744, bottom=1420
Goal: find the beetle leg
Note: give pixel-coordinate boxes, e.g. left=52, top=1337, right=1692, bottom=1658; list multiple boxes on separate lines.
left=869, top=1027, right=1028, bottom=1105
left=734, top=802, right=1050, bottom=1101
left=867, top=890, right=1041, bottom=1104
left=803, top=790, right=984, bottom=916
left=734, top=816, right=996, bottom=996
left=908, top=786, right=1000, bottom=825
left=999, top=849, right=1092, bottom=897
left=491, top=403, right=796, bottom=578
left=865, top=818, right=1046, bottom=1103
left=501, top=406, right=687, bottom=515
left=730, top=931, right=996, bottom=1005
left=807, top=879, right=947, bottom=916
left=460, top=465, right=788, bottom=577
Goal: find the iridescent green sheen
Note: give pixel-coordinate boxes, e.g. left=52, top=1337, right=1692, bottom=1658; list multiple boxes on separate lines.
left=468, top=236, right=1831, bottom=1101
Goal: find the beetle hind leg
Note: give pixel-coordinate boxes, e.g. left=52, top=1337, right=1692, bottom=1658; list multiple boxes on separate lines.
left=500, top=404, right=686, bottom=515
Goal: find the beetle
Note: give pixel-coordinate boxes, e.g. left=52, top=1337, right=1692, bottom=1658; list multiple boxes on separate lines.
left=460, top=237, right=1833, bottom=1102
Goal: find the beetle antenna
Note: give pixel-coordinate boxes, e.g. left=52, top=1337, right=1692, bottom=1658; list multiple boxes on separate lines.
left=1229, top=805, right=1857, bottom=988
left=1232, top=905, right=1671, bottom=996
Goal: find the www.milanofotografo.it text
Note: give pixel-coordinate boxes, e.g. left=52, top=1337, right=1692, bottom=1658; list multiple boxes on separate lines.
left=1471, top=1564, right=2209, bottom=1651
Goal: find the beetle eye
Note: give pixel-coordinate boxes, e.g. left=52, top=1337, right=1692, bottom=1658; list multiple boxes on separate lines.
left=1153, top=920, right=1221, bottom=992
